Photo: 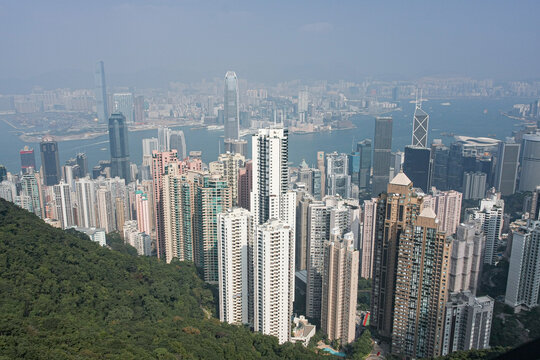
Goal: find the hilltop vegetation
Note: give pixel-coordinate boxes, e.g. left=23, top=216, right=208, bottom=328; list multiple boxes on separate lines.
left=0, top=199, right=324, bottom=359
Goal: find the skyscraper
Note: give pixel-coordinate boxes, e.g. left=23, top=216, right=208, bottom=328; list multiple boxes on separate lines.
left=134, top=95, right=145, bottom=123
left=360, top=198, right=377, bottom=279
left=447, top=222, right=484, bottom=295
left=76, top=153, right=88, bottom=177
left=468, top=193, right=504, bottom=265
left=357, top=139, right=372, bottom=191
left=494, top=140, right=520, bottom=195
left=20, top=146, right=36, bottom=174
left=113, top=93, right=134, bottom=123
left=20, top=173, right=42, bottom=218
left=253, top=219, right=294, bottom=344
left=218, top=208, right=252, bottom=325
left=519, top=133, right=540, bottom=192
left=224, top=71, right=239, bottom=141
left=412, top=101, right=429, bottom=147
left=94, top=61, right=108, bottom=123
left=250, top=127, right=295, bottom=227
left=169, top=130, right=187, bottom=160
left=151, top=150, right=179, bottom=259
left=403, top=145, right=431, bottom=192
left=321, top=231, right=359, bottom=345
left=372, top=117, right=393, bottom=195
left=75, top=177, right=96, bottom=228
left=326, top=152, right=351, bottom=198
left=108, top=112, right=131, bottom=182
left=463, top=172, right=487, bottom=200
left=423, top=189, right=463, bottom=236
left=238, top=160, right=252, bottom=211
left=317, top=151, right=326, bottom=197
left=53, top=181, right=75, bottom=229
left=96, top=187, right=116, bottom=233
left=40, top=137, right=61, bottom=186
left=194, top=174, right=232, bottom=284
left=391, top=207, right=451, bottom=358
left=505, top=220, right=540, bottom=309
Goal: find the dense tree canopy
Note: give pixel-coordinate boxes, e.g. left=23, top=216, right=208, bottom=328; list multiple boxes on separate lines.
left=0, top=199, right=326, bottom=359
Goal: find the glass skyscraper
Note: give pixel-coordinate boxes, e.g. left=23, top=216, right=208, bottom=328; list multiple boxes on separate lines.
left=40, top=137, right=61, bottom=186
left=94, top=61, right=108, bottom=123
left=224, top=71, right=239, bottom=141
left=108, top=112, right=131, bottom=182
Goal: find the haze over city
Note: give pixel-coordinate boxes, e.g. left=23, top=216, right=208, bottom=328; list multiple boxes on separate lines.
left=1, top=0, right=540, bottom=91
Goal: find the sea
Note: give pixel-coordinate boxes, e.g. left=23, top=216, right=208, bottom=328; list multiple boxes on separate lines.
left=0, top=97, right=535, bottom=173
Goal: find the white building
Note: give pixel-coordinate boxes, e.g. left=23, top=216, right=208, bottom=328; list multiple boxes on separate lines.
left=253, top=220, right=294, bottom=344
left=217, top=208, right=252, bottom=325
left=505, top=220, right=540, bottom=309
left=75, top=227, right=106, bottom=247
left=76, top=177, right=96, bottom=228
left=468, top=193, right=504, bottom=265
left=53, top=181, right=74, bottom=229
left=123, top=220, right=152, bottom=256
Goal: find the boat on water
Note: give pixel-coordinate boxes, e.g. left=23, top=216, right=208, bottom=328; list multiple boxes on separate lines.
left=441, top=102, right=451, bottom=106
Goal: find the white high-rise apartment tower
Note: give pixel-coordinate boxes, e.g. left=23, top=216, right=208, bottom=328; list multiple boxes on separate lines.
left=76, top=177, right=96, bottom=228
left=253, top=220, right=294, bottom=344
left=218, top=208, right=252, bottom=325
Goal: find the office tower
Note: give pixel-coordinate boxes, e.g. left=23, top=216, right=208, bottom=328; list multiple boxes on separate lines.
left=423, top=189, right=463, bottom=236
left=519, top=133, right=540, bottom=192
left=135, top=190, right=151, bottom=235
left=321, top=231, right=359, bottom=345
left=216, top=152, right=245, bottom=206
left=162, top=167, right=195, bottom=263
left=317, top=151, right=326, bottom=197
left=392, top=151, right=404, bottom=178
left=295, top=190, right=314, bottom=271
left=40, top=137, right=61, bottom=186
left=494, top=140, right=520, bottom=195
left=152, top=150, right=179, bottom=259
left=412, top=102, right=429, bottom=147
left=169, top=130, right=187, bottom=160
left=53, top=181, right=74, bottom=229
left=123, top=220, right=152, bottom=256
left=96, top=187, right=116, bottom=233
left=360, top=198, right=377, bottom=278
left=157, top=127, right=171, bottom=152
left=217, top=208, right=252, bottom=325
left=432, top=144, right=450, bottom=190
left=403, top=145, right=431, bottom=192
left=224, top=71, right=239, bottom=141
left=108, top=112, right=131, bottom=182
left=20, top=173, right=42, bottom=218
left=505, top=220, right=540, bottom=309
left=442, top=292, right=494, bottom=356
left=134, top=95, right=145, bottom=123
left=463, top=172, right=487, bottom=200
left=372, top=117, right=393, bottom=195
left=238, top=160, right=252, bottom=211
left=251, top=127, right=295, bottom=227
left=0, top=165, right=6, bottom=181
left=253, top=219, right=294, bottom=344
left=326, top=152, right=351, bottom=198
left=391, top=207, right=451, bottom=358
left=94, top=61, right=108, bottom=123
left=468, top=193, right=504, bottom=265
left=194, top=174, right=232, bottom=283
left=448, top=222, right=484, bottom=295
left=75, top=177, right=96, bottom=228
left=113, top=93, right=134, bottom=123
left=20, top=146, right=36, bottom=174
left=357, top=139, right=372, bottom=191
left=75, top=153, right=88, bottom=177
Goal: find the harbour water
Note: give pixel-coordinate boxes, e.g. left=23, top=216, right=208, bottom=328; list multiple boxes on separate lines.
left=0, top=97, right=534, bottom=173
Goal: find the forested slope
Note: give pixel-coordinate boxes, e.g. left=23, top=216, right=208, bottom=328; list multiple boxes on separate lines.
left=0, top=199, right=323, bottom=359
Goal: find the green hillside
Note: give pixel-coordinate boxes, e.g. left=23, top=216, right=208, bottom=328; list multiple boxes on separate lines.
left=0, top=199, right=324, bottom=359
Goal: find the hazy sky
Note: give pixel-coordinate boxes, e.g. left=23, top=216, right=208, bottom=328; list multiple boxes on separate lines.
left=1, top=0, right=539, bottom=89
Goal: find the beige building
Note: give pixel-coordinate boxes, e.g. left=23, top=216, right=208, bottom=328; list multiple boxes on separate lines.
left=321, top=230, right=359, bottom=345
